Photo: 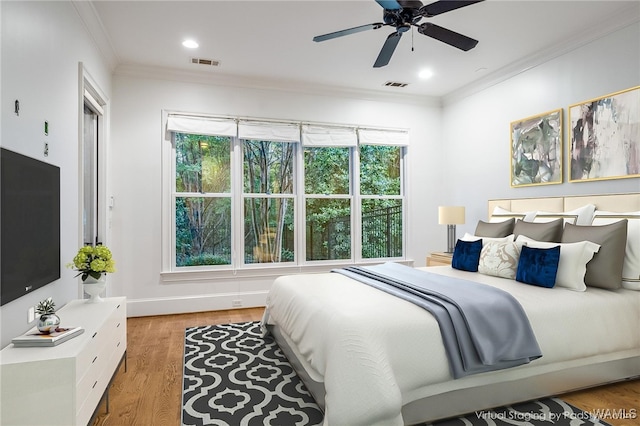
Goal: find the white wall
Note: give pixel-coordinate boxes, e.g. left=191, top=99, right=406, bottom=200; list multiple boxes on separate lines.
left=0, top=1, right=112, bottom=348
left=109, top=72, right=443, bottom=316
left=442, top=22, right=640, bottom=237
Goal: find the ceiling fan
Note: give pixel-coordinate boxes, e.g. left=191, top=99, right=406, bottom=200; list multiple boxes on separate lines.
left=313, top=0, right=484, bottom=68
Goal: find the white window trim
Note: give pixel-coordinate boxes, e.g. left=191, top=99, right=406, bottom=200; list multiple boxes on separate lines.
left=79, top=63, right=110, bottom=296
left=160, top=110, right=410, bottom=281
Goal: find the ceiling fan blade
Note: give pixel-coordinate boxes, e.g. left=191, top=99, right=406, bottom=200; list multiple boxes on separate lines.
left=418, top=22, right=478, bottom=51
left=313, top=23, right=384, bottom=42
left=375, top=0, right=402, bottom=10
left=420, top=0, right=484, bottom=17
left=374, top=31, right=402, bottom=68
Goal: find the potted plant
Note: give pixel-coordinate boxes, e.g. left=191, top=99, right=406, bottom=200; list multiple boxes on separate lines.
left=36, top=297, right=60, bottom=334
left=67, top=245, right=116, bottom=303
left=67, top=245, right=116, bottom=281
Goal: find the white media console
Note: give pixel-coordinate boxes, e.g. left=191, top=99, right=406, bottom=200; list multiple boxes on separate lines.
left=0, top=297, right=126, bottom=425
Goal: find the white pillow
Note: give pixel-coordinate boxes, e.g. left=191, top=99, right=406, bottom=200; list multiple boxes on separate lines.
left=592, top=211, right=640, bottom=291
left=461, top=233, right=515, bottom=246
left=478, top=240, right=521, bottom=280
left=490, top=206, right=536, bottom=223
left=515, top=235, right=600, bottom=291
left=533, top=204, right=596, bottom=226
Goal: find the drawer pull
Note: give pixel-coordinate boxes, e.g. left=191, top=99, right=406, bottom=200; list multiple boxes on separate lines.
left=117, top=341, right=121, bottom=347
left=92, top=356, right=98, bottom=364
left=117, top=322, right=121, bottom=328
left=92, top=332, right=98, bottom=339
left=92, top=381, right=98, bottom=389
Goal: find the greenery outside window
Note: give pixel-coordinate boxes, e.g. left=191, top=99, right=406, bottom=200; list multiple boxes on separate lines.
left=174, top=133, right=232, bottom=267
left=243, top=140, right=295, bottom=264
left=304, top=146, right=351, bottom=261
left=360, top=144, right=403, bottom=259
left=165, top=113, right=408, bottom=274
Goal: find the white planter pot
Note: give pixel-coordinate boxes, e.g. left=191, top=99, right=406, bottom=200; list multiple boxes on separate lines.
left=82, top=276, right=106, bottom=303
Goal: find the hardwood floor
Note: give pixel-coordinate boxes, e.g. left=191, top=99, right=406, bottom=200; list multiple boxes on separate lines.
left=91, top=308, right=264, bottom=426
left=92, top=308, right=639, bottom=426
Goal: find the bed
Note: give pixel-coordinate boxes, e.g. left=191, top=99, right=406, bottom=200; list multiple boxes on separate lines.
left=261, top=193, right=640, bottom=425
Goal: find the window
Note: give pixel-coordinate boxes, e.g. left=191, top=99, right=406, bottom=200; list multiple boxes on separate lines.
left=174, top=133, right=232, bottom=267
left=304, top=146, right=351, bottom=261
left=360, top=144, right=403, bottom=259
left=165, top=113, right=408, bottom=274
left=243, top=140, right=295, bottom=264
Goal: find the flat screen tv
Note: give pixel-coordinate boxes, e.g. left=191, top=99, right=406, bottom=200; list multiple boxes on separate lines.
left=1, top=148, right=61, bottom=306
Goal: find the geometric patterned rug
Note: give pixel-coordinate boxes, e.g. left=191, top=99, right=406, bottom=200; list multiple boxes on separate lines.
left=182, top=322, right=611, bottom=426
left=182, top=321, right=323, bottom=426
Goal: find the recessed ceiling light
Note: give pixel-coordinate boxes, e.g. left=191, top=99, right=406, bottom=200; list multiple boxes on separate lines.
left=418, top=69, right=434, bottom=79
left=182, top=39, right=199, bottom=49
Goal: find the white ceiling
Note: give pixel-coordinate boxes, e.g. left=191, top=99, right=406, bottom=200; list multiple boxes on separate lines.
left=86, top=0, right=640, bottom=100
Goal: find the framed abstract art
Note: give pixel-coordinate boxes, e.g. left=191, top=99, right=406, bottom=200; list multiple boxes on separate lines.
left=510, top=109, right=563, bottom=187
left=568, top=86, right=639, bottom=182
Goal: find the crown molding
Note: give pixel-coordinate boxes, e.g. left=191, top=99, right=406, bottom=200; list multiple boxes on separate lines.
left=71, top=0, right=119, bottom=71
left=114, top=63, right=441, bottom=108
left=442, top=4, right=640, bottom=106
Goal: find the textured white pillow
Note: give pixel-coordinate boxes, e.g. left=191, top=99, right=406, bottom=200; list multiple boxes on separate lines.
left=478, top=240, right=521, bottom=280
left=461, top=233, right=515, bottom=246
left=490, top=206, right=536, bottom=223
left=533, top=204, right=596, bottom=226
left=592, top=211, right=640, bottom=291
left=515, top=235, right=600, bottom=291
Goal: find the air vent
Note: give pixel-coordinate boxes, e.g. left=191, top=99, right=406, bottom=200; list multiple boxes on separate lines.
left=190, top=58, right=220, bottom=67
left=384, top=81, right=409, bottom=88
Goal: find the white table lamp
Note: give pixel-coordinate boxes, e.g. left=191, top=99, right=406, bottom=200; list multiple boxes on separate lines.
left=438, top=206, right=465, bottom=253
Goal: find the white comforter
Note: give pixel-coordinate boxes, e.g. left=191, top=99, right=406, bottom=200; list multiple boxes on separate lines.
left=263, top=266, right=640, bottom=426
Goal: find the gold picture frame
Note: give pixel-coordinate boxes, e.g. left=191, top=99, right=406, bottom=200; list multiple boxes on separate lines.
left=568, top=86, right=640, bottom=182
left=510, top=109, right=563, bottom=187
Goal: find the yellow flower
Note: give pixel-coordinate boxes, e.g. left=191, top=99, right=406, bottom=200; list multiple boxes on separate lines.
left=67, top=245, right=116, bottom=279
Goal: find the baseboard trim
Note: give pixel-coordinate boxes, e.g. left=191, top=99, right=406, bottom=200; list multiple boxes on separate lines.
left=125, top=291, right=268, bottom=317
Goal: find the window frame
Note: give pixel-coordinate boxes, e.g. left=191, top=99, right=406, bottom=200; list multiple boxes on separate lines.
left=81, top=78, right=107, bottom=249
left=161, top=111, right=408, bottom=282
left=241, top=138, right=297, bottom=267
left=303, top=145, right=353, bottom=263
left=173, top=132, right=234, bottom=269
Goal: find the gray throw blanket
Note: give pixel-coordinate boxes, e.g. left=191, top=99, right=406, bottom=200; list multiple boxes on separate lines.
left=333, top=262, right=542, bottom=378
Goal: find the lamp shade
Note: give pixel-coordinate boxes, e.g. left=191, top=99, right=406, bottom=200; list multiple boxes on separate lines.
left=438, top=206, right=465, bottom=225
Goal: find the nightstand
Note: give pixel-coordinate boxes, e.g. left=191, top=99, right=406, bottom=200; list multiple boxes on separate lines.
left=426, top=252, right=453, bottom=266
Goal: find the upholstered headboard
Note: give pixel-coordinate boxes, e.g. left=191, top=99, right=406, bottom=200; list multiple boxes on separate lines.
left=488, top=193, right=640, bottom=219
left=485, top=192, right=640, bottom=290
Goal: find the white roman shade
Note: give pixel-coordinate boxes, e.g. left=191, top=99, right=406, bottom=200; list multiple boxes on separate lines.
left=358, top=128, right=409, bottom=146
left=238, top=121, right=300, bottom=142
left=166, top=115, right=237, bottom=137
left=301, top=124, right=357, bottom=147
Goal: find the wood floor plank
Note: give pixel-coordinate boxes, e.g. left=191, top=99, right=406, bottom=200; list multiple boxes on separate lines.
left=91, top=308, right=639, bottom=426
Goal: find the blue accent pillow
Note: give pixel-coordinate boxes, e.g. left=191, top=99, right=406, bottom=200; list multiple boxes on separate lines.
left=452, top=239, right=482, bottom=272
left=516, top=245, right=561, bottom=288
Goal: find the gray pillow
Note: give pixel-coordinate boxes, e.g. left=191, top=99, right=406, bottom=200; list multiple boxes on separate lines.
left=475, top=218, right=515, bottom=238
left=513, top=218, right=563, bottom=242
left=561, top=220, right=627, bottom=290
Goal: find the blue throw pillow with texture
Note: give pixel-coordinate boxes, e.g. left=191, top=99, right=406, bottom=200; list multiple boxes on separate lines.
left=452, top=239, right=482, bottom=272
left=516, top=245, right=560, bottom=288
